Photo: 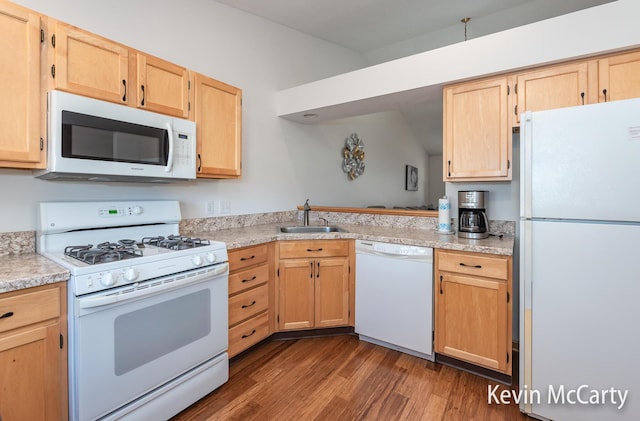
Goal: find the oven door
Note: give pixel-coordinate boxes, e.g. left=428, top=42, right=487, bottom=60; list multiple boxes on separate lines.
left=68, top=265, right=228, bottom=421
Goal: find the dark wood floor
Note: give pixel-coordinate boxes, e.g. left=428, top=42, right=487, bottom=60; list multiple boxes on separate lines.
left=171, top=334, right=529, bottom=420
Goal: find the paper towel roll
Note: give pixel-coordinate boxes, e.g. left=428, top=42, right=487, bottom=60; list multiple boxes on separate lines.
left=438, top=196, right=451, bottom=233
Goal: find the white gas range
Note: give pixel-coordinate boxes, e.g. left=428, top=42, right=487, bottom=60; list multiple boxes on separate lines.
left=37, top=200, right=229, bottom=421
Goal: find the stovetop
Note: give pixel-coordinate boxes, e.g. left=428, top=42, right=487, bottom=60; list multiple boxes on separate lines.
left=64, top=235, right=213, bottom=266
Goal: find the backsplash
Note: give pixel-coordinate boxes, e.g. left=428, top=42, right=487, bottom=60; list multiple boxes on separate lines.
left=180, top=211, right=297, bottom=233
left=0, top=231, right=36, bottom=256
left=180, top=209, right=516, bottom=235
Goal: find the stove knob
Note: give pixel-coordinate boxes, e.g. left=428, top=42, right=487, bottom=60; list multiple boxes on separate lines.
left=206, top=252, right=217, bottom=263
left=124, top=268, right=139, bottom=282
left=131, top=206, right=143, bottom=215
left=101, top=272, right=115, bottom=287
left=192, top=255, right=203, bottom=266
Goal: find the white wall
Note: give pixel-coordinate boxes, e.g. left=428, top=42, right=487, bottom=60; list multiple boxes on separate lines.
left=427, top=155, right=444, bottom=208
left=4, top=0, right=427, bottom=233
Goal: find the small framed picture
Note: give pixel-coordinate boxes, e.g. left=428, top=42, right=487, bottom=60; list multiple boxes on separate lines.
left=405, top=165, right=418, bottom=191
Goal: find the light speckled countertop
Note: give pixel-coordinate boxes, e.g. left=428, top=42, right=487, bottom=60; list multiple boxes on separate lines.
left=185, top=222, right=514, bottom=256
left=0, top=254, right=69, bottom=293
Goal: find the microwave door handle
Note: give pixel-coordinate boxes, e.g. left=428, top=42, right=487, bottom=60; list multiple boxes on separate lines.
left=165, top=122, right=174, bottom=172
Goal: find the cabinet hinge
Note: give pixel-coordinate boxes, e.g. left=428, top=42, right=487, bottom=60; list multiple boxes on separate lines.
left=51, top=64, right=55, bottom=78
left=51, top=33, right=56, bottom=48
left=60, top=334, right=64, bottom=349
left=40, top=28, right=44, bottom=43
left=40, top=138, right=44, bottom=151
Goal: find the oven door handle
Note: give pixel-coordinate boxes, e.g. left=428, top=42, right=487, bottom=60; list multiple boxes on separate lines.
left=78, top=263, right=229, bottom=310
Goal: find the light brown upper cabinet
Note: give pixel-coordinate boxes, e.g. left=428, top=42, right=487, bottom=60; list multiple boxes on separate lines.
left=135, top=53, right=190, bottom=118
left=514, top=61, right=590, bottom=124
left=0, top=1, right=44, bottom=169
left=193, top=72, right=242, bottom=178
left=597, top=50, right=640, bottom=103
left=47, top=20, right=130, bottom=105
left=443, top=76, right=512, bottom=182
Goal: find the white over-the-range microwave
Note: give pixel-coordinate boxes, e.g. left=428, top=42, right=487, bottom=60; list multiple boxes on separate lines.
left=34, top=91, right=196, bottom=182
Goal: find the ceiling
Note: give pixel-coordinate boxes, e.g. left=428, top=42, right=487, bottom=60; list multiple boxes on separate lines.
left=212, top=0, right=615, bottom=154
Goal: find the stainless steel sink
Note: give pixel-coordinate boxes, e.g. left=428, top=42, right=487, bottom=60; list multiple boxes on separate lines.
left=279, top=225, right=346, bottom=233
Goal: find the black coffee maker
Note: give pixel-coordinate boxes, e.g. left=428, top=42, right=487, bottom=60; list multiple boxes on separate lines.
left=458, top=191, right=489, bottom=239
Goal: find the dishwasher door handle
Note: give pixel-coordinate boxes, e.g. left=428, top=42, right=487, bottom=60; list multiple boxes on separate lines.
left=357, top=249, right=432, bottom=262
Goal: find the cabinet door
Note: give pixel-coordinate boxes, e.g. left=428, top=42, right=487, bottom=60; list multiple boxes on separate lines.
left=136, top=53, right=189, bottom=118
left=0, top=2, right=43, bottom=168
left=0, top=323, right=61, bottom=421
left=49, top=20, right=129, bottom=105
left=515, top=61, right=589, bottom=124
left=443, top=77, right=511, bottom=181
left=436, top=273, right=508, bottom=373
left=314, top=257, right=349, bottom=328
left=194, top=72, right=242, bottom=178
left=278, top=259, right=314, bottom=330
left=598, top=50, right=640, bottom=102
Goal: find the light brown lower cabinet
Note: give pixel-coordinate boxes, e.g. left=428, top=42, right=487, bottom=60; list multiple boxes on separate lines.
left=434, top=249, right=512, bottom=375
left=227, top=243, right=272, bottom=358
left=277, top=240, right=353, bottom=331
left=0, top=282, right=68, bottom=421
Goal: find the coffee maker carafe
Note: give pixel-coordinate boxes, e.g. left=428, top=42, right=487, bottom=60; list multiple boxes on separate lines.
left=458, top=191, right=489, bottom=239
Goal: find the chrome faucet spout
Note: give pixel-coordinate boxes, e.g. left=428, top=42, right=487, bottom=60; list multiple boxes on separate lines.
left=303, top=199, right=311, bottom=226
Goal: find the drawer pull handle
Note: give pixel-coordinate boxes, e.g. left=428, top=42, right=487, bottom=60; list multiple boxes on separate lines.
left=240, top=255, right=256, bottom=261
left=242, top=276, right=257, bottom=283
left=460, top=263, right=482, bottom=269
left=242, top=301, right=256, bottom=308
left=306, top=248, right=323, bottom=252
left=1, top=311, right=14, bottom=319
left=242, top=329, right=256, bottom=339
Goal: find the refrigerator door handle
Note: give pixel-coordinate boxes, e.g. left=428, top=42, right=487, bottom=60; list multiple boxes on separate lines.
left=520, top=111, right=534, bottom=220
left=519, top=219, right=534, bottom=414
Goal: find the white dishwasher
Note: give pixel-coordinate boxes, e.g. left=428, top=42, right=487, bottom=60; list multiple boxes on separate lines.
left=355, top=240, right=434, bottom=360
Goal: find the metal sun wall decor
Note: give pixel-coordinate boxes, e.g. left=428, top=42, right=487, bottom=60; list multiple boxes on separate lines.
left=342, top=133, right=365, bottom=180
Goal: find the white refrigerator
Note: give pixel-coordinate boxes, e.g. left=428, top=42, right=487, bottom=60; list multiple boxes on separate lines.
left=520, top=98, right=640, bottom=421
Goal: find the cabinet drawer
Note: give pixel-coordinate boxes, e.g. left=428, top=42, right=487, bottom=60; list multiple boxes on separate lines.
left=228, top=311, right=269, bottom=357
left=229, top=263, right=269, bottom=296
left=229, top=283, right=268, bottom=326
left=438, top=250, right=509, bottom=280
left=228, top=244, right=268, bottom=272
left=279, top=240, right=349, bottom=259
left=0, top=286, right=60, bottom=333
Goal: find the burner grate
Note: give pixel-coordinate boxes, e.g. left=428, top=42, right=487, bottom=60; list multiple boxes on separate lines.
left=65, top=242, right=143, bottom=265
left=142, top=235, right=210, bottom=250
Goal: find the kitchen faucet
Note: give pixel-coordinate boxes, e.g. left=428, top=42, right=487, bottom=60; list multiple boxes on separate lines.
left=303, top=199, right=311, bottom=226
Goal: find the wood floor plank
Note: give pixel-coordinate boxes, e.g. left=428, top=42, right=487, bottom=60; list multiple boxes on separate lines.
left=171, top=334, right=528, bottom=421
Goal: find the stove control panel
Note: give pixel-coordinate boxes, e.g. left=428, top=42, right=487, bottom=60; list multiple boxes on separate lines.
left=98, top=206, right=144, bottom=217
